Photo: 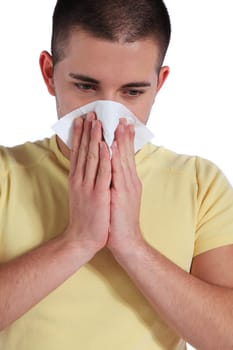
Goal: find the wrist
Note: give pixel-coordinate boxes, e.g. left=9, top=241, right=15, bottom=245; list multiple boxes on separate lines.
left=109, top=235, right=149, bottom=264
left=58, top=229, right=102, bottom=266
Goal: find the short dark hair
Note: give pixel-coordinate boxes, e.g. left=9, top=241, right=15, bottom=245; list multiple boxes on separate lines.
left=51, top=0, right=171, bottom=66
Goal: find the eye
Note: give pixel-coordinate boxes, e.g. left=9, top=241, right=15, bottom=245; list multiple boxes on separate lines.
left=125, top=89, right=145, bottom=97
left=74, top=83, right=96, bottom=91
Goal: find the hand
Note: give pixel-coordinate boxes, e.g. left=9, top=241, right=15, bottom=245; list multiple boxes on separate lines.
left=107, top=119, right=144, bottom=256
left=65, top=112, right=111, bottom=258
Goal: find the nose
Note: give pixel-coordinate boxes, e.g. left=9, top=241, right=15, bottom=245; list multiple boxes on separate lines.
left=98, top=91, right=119, bottom=103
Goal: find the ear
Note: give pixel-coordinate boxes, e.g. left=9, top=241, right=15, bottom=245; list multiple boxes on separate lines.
left=39, top=51, right=55, bottom=96
left=156, top=65, right=170, bottom=94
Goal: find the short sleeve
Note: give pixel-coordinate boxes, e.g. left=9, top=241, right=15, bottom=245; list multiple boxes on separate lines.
left=0, top=146, right=9, bottom=214
left=0, top=147, right=4, bottom=196
left=194, top=157, right=233, bottom=256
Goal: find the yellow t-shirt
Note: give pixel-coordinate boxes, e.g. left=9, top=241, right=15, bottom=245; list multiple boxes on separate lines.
left=1, top=136, right=233, bottom=350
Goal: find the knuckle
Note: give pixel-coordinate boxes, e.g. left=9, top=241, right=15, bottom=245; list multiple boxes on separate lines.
left=82, top=182, right=92, bottom=194
left=87, top=150, right=97, bottom=162
left=69, top=173, right=81, bottom=189
left=98, top=165, right=107, bottom=178
left=120, top=158, right=127, bottom=169
left=79, top=144, right=88, bottom=154
left=100, top=159, right=111, bottom=174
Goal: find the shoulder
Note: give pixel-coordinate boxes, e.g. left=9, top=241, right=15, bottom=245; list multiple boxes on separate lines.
left=138, top=142, right=197, bottom=172
left=138, top=142, right=220, bottom=180
left=0, top=138, right=53, bottom=174
left=138, top=142, right=233, bottom=198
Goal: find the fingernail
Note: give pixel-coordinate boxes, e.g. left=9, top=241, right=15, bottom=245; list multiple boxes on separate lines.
left=112, top=141, right=118, bottom=149
left=87, top=112, right=93, bottom=121
left=119, top=124, right=124, bottom=132
left=100, top=141, right=107, bottom=152
left=119, top=118, right=126, bottom=125
left=92, top=120, right=97, bottom=129
left=129, top=124, right=134, bottom=133
left=75, top=118, right=82, bottom=127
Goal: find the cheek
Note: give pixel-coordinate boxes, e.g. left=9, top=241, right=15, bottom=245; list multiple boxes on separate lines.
left=53, top=74, right=79, bottom=117
left=54, top=87, right=79, bottom=118
left=55, top=94, right=70, bottom=119
left=54, top=82, right=96, bottom=118
left=135, top=111, right=150, bottom=124
left=133, top=94, right=156, bottom=124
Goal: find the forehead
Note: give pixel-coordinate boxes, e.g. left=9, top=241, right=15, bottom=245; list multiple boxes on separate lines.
left=58, top=30, right=161, bottom=80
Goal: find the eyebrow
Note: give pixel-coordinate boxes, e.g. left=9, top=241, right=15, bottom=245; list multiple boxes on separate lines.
left=69, top=73, right=151, bottom=88
left=122, top=82, right=151, bottom=88
left=69, top=73, right=100, bottom=84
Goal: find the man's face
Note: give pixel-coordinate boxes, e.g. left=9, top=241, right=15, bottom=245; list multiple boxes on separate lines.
left=46, top=30, right=169, bottom=125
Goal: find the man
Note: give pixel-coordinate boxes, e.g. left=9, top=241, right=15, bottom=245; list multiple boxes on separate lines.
left=0, top=0, right=233, bottom=349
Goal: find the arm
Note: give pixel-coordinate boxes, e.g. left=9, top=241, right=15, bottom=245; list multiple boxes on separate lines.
left=108, top=120, right=233, bottom=350
left=0, top=234, right=92, bottom=330
left=0, top=114, right=111, bottom=330
left=111, top=240, right=233, bottom=350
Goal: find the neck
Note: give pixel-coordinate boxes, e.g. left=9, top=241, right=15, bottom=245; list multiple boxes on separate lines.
left=56, top=136, right=71, bottom=160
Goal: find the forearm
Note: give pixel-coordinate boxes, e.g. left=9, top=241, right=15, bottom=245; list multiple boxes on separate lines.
left=112, top=240, right=233, bottom=350
left=0, top=232, right=94, bottom=330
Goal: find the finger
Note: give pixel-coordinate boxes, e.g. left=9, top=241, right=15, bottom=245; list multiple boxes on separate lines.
left=95, top=142, right=111, bottom=191
left=118, top=120, right=135, bottom=157
left=114, top=119, right=127, bottom=163
left=114, top=120, right=137, bottom=186
left=111, top=141, right=124, bottom=189
left=127, top=123, right=135, bottom=156
left=125, top=123, right=137, bottom=174
left=76, top=112, right=95, bottom=180
left=114, top=120, right=131, bottom=176
left=84, top=119, right=102, bottom=187
left=70, top=118, right=84, bottom=178
left=124, top=123, right=139, bottom=187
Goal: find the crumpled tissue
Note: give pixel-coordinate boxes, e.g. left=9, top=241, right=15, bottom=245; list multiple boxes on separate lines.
left=52, top=100, right=154, bottom=154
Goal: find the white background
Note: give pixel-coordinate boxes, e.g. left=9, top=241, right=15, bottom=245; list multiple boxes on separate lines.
left=0, top=1, right=232, bottom=186
left=0, top=1, right=232, bottom=349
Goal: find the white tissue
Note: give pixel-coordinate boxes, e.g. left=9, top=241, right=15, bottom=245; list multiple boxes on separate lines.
left=52, top=100, right=154, bottom=153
